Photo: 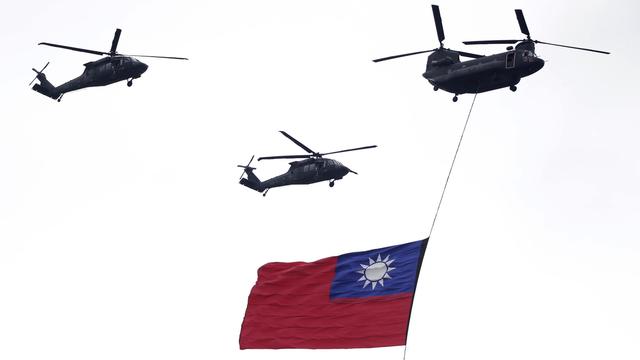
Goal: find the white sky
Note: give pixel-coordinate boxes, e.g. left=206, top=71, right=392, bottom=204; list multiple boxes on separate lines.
left=1, top=0, right=639, bottom=359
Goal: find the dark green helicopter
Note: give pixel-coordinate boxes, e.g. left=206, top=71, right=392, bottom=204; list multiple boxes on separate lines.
left=238, top=131, right=377, bottom=196
left=30, top=29, right=188, bottom=102
left=373, top=5, right=609, bottom=102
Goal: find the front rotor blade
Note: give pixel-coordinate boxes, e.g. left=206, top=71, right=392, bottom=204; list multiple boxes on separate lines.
left=456, top=50, right=484, bottom=59
left=124, top=54, right=189, bottom=60
left=257, top=154, right=312, bottom=161
left=535, top=40, right=610, bottom=54
left=515, top=9, right=530, bottom=37
left=38, top=42, right=107, bottom=56
left=432, top=4, right=445, bottom=46
left=321, top=145, right=377, bottom=156
left=110, top=29, right=121, bottom=55
left=279, top=131, right=315, bottom=154
left=373, top=49, right=436, bottom=62
left=462, top=40, right=520, bottom=45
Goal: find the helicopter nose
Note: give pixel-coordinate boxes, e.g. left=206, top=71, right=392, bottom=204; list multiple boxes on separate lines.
left=139, top=62, right=149, bottom=73
left=533, top=57, right=544, bottom=72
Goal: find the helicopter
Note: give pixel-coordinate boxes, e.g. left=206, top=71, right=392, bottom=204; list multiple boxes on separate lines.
left=373, top=5, right=609, bottom=102
left=30, top=29, right=188, bottom=102
left=237, top=131, right=377, bottom=196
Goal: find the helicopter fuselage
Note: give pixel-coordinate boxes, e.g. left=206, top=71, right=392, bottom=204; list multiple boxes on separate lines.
left=424, top=45, right=544, bottom=95
left=58, top=56, right=148, bottom=93
left=32, top=56, right=148, bottom=101
left=261, top=158, right=351, bottom=189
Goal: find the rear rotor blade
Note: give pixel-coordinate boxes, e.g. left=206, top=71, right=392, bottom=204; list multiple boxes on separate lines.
left=38, top=42, right=107, bottom=56
left=535, top=40, right=610, bottom=54
left=320, top=145, right=377, bottom=156
left=432, top=4, right=445, bottom=46
left=463, top=40, right=520, bottom=45
left=373, top=49, right=436, bottom=62
left=110, top=29, right=121, bottom=55
left=258, top=154, right=312, bottom=161
left=515, top=9, right=530, bottom=37
left=279, top=131, right=315, bottom=154
left=124, top=54, right=189, bottom=60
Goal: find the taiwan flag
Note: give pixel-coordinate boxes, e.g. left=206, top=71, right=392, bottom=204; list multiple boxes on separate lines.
left=239, top=239, right=428, bottom=349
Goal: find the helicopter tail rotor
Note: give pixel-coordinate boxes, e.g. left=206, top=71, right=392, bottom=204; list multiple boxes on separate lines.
left=30, top=61, right=62, bottom=101
left=29, top=61, right=49, bottom=86
left=237, top=155, right=256, bottom=180
left=237, top=155, right=265, bottom=192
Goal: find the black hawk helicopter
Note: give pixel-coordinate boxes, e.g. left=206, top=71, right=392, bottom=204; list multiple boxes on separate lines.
left=373, top=5, right=609, bottom=102
left=30, top=29, right=188, bottom=102
left=238, top=131, right=377, bottom=196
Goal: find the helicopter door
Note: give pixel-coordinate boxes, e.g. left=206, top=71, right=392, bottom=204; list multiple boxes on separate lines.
left=505, top=51, right=516, bottom=69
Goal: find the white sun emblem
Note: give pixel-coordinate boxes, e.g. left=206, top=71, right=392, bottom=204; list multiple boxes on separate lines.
left=357, top=254, right=396, bottom=290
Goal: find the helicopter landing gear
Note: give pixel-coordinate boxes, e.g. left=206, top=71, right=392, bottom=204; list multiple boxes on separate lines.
left=127, top=79, right=133, bottom=87
left=262, top=188, right=269, bottom=197
left=510, top=85, right=517, bottom=92
left=56, top=94, right=63, bottom=102
left=452, top=95, right=458, bottom=102
left=329, top=180, right=335, bottom=188
left=433, top=86, right=439, bottom=91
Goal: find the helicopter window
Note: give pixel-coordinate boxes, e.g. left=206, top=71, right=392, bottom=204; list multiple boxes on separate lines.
left=505, top=52, right=516, bottom=69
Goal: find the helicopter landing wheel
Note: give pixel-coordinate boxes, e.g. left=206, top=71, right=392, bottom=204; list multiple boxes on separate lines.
left=510, top=85, right=517, bottom=92
left=127, top=79, right=133, bottom=87
left=452, top=95, right=458, bottom=102
left=329, top=180, right=335, bottom=188
left=433, top=86, right=439, bottom=91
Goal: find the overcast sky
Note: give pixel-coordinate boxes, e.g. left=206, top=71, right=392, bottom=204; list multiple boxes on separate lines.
left=1, top=0, right=639, bottom=359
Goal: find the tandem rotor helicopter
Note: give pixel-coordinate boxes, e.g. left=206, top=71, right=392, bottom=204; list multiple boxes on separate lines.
left=238, top=131, right=377, bottom=196
left=30, top=29, right=188, bottom=102
left=373, top=5, right=609, bottom=102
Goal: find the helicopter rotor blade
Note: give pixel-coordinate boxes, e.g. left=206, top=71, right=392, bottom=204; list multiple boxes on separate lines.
left=372, top=49, right=437, bottom=63
left=38, top=42, right=107, bottom=56
left=279, top=131, right=315, bottom=154
left=432, top=4, right=445, bottom=46
left=123, top=54, right=189, bottom=60
left=29, top=61, right=50, bottom=86
left=258, top=154, right=312, bottom=161
left=515, top=9, right=530, bottom=37
left=534, top=40, right=610, bottom=54
left=110, top=28, right=121, bottom=55
left=320, top=145, right=378, bottom=156
left=456, top=50, right=485, bottom=58
left=462, top=40, right=520, bottom=45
